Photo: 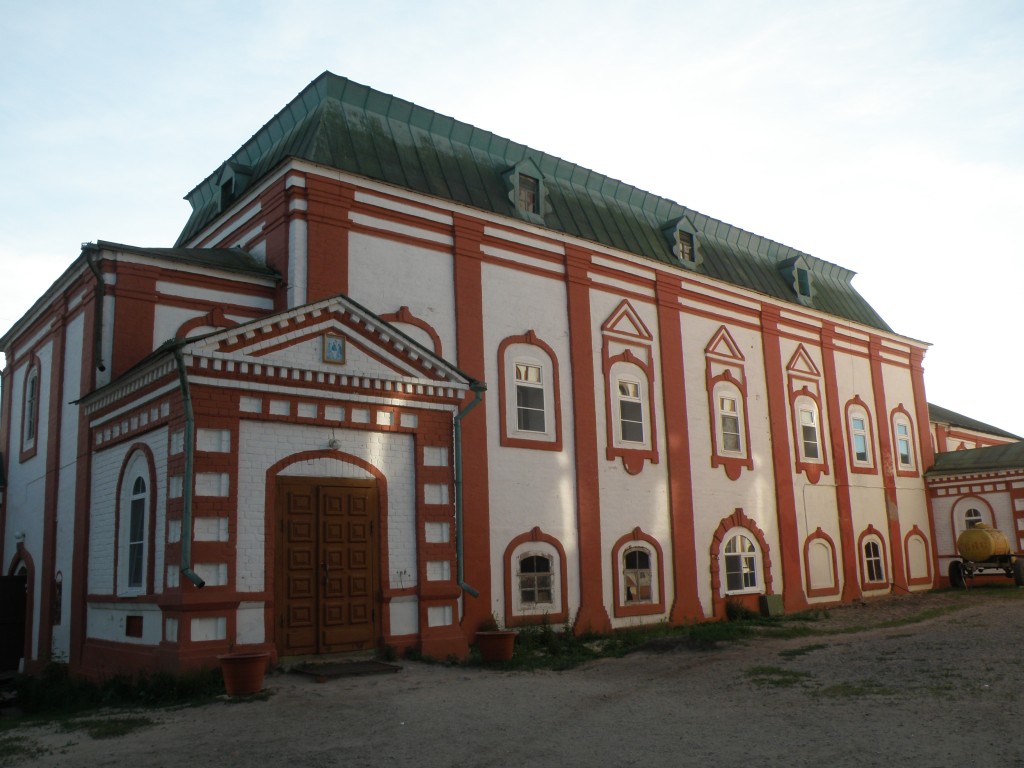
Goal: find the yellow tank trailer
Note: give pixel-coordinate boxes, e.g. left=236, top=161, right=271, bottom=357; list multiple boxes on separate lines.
left=949, top=524, right=1024, bottom=588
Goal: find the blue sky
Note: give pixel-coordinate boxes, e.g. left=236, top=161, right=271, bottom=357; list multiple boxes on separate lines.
left=2, top=0, right=1023, bottom=435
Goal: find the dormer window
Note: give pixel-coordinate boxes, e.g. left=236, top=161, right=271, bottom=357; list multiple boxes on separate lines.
left=216, top=162, right=252, bottom=213
left=503, top=159, right=545, bottom=223
left=778, top=255, right=814, bottom=305
left=662, top=217, right=703, bottom=270
left=518, top=174, right=539, bottom=214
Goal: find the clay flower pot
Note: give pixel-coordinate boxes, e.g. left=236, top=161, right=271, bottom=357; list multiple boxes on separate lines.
left=475, top=630, right=518, bottom=662
left=218, top=651, right=270, bottom=696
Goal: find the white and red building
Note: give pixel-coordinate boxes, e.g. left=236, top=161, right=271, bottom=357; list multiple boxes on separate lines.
left=1, top=73, right=939, bottom=678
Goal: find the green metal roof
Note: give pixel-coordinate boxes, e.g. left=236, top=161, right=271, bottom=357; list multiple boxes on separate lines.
left=90, top=241, right=279, bottom=280
left=928, top=403, right=1022, bottom=441
left=927, top=441, right=1024, bottom=475
left=177, top=72, right=892, bottom=332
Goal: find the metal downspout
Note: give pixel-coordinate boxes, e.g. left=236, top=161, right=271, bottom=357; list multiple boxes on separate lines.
left=454, top=380, right=486, bottom=597
left=173, top=347, right=206, bottom=589
left=84, top=248, right=106, bottom=373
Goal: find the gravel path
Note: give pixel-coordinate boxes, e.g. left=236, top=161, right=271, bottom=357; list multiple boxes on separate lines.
left=5, top=587, right=1024, bottom=767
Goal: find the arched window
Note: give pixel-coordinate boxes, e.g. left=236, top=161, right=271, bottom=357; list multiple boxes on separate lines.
left=723, top=532, right=760, bottom=593
left=20, top=361, right=41, bottom=460
left=862, top=540, right=885, bottom=584
left=127, top=477, right=147, bottom=589
left=518, top=554, right=553, bottom=605
left=845, top=399, right=876, bottom=472
left=498, top=332, right=562, bottom=451
left=890, top=405, right=919, bottom=476
left=795, top=396, right=822, bottom=463
left=611, top=528, right=665, bottom=617
left=118, top=449, right=154, bottom=596
left=857, top=526, right=890, bottom=590
left=623, top=548, right=652, bottom=603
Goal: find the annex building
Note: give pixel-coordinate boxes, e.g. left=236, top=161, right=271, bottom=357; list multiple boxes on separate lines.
left=1, top=72, right=939, bottom=677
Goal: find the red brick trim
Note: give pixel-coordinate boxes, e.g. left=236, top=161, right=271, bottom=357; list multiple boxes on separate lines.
left=112, top=444, right=159, bottom=597
left=379, top=306, right=444, bottom=356
left=803, top=528, right=841, bottom=598
left=857, top=524, right=890, bottom=591
left=709, top=508, right=774, bottom=619
left=502, top=527, right=569, bottom=627
left=844, top=396, right=878, bottom=476
left=903, top=525, right=933, bottom=587
left=7, top=544, right=36, bottom=672
left=610, top=527, right=666, bottom=618
left=890, top=403, right=921, bottom=478
left=18, top=356, right=41, bottom=464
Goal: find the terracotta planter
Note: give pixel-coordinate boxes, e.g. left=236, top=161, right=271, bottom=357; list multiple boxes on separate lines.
left=218, top=651, right=270, bottom=696
left=476, top=631, right=517, bottom=662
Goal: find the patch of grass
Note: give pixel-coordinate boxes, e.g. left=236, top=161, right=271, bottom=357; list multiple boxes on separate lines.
left=60, top=715, right=155, bottom=739
left=779, top=643, right=827, bottom=659
left=14, top=663, right=227, bottom=717
left=876, top=605, right=965, bottom=630
left=745, top=665, right=813, bottom=688
left=0, top=733, right=50, bottom=767
left=818, top=681, right=896, bottom=698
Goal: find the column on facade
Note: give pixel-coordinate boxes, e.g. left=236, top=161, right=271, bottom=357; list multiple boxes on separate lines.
left=654, top=274, right=702, bottom=621
left=451, top=214, right=493, bottom=633
left=759, top=306, right=809, bottom=612
left=868, top=338, right=909, bottom=592
left=564, top=246, right=612, bottom=634
left=820, top=323, right=862, bottom=602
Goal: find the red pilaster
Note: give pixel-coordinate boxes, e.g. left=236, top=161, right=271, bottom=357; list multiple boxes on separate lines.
left=451, top=214, right=492, bottom=631
left=109, top=263, right=157, bottom=379
left=564, top=247, right=611, bottom=634
left=868, top=338, right=908, bottom=592
left=820, top=323, right=862, bottom=602
left=654, top=274, right=702, bottom=621
left=760, top=307, right=808, bottom=612
left=304, top=177, right=353, bottom=302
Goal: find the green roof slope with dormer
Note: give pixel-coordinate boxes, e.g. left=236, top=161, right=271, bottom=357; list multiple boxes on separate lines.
left=177, top=72, right=892, bottom=332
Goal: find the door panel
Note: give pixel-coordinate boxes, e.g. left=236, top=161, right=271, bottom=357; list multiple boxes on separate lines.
left=276, top=480, right=379, bottom=657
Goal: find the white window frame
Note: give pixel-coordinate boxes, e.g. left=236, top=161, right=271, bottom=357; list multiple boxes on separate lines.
left=795, top=397, right=822, bottom=463
left=118, top=454, right=150, bottom=596
left=509, top=541, right=561, bottom=617
left=862, top=539, right=885, bottom=584
left=517, top=553, right=554, bottom=606
left=22, top=366, right=39, bottom=452
left=609, top=362, right=651, bottom=451
left=722, top=532, right=761, bottom=595
left=514, top=361, right=546, bottom=433
left=713, top=382, right=745, bottom=457
left=503, top=345, right=557, bottom=444
left=622, top=547, right=653, bottom=604
left=964, top=508, right=983, bottom=529
left=894, top=417, right=914, bottom=470
left=848, top=407, right=872, bottom=467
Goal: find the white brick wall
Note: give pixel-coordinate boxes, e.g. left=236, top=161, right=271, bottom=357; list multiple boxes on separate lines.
left=236, top=421, right=416, bottom=593
left=88, top=428, right=168, bottom=596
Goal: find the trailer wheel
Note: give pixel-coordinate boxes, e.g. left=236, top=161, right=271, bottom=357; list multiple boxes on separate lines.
left=1013, top=559, right=1024, bottom=587
left=949, top=560, right=967, bottom=589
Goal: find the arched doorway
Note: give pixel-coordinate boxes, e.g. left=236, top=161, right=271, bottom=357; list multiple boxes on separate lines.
left=0, top=563, right=28, bottom=671
left=274, top=477, right=381, bottom=656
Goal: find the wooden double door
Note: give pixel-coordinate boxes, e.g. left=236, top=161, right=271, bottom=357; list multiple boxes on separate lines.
left=275, top=479, right=380, bottom=656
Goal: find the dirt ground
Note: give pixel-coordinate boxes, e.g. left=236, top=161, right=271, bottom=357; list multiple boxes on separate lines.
left=5, top=587, right=1024, bottom=767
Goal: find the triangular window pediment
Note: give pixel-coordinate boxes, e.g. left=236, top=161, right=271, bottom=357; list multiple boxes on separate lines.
left=705, top=326, right=745, bottom=362
left=786, top=344, right=821, bottom=378
left=601, top=300, right=653, bottom=342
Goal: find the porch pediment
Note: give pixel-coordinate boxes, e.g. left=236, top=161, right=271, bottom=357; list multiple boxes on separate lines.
left=184, top=294, right=469, bottom=387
